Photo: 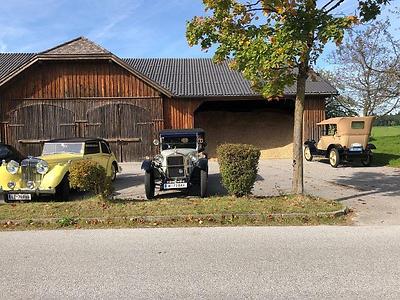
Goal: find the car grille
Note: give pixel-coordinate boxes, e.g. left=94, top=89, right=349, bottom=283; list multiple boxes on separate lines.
left=167, top=156, right=184, bottom=166
left=21, top=159, right=41, bottom=187
left=166, top=155, right=185, bottom=178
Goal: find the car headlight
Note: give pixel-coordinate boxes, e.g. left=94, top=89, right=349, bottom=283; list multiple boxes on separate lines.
left=6, top=160, right=19, bottom=175
left=189, top=153, right=198, bottom=163
left=36, top=161, right=49, bottom=175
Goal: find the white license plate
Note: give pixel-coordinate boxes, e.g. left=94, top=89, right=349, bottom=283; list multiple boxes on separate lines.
left=8, top=194, right=32, bottom=201
left=349, top=148, right=362, bottom=152
left=164, top=182, right=188, bottom=189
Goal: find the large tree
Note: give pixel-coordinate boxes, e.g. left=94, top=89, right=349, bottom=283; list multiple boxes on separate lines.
left=329, top=20, right=400, bottom=116
left=186, top=0, right=391, bottom=194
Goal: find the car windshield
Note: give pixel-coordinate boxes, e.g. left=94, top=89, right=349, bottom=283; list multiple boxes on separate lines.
left=161, top=136, right=197, bottom=150
left=42, top=143, right=84, bottom=155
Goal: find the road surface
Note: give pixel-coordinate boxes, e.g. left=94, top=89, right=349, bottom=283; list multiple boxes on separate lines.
left=1, top=226, right=400, bottom=299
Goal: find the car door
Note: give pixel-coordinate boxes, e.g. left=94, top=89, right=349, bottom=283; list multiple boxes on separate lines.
left=84, top=141, right=109, bottom=171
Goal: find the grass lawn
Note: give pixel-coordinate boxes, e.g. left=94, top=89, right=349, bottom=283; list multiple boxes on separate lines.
left=0, top=195, right=347, bottom=230
left=371, top=126, right=400, bottom=167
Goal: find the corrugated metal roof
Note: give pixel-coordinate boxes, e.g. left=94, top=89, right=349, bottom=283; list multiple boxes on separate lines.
left=123, top=58, right=337, bottom=97
left=0, top=53, right=35, bottom=81
left=0, top=53, right=337, bottom=97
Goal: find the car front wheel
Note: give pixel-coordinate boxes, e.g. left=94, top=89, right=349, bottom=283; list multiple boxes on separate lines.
left=144, top=170, right=155, bottom=200
left=200, top=169, right=208, bottom=198
left=55, top=175, right=70, bottom=201
left=304, top=145, right=313, bottom=161
left=329, top=148, right=340, bottom=168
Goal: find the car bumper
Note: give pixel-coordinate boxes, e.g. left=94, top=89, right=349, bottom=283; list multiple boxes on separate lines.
left=0, top=187, right=56, bottom=195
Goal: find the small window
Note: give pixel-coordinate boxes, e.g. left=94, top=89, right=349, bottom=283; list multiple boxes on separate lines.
left=100, top=141, right=111, bottom=154
left=352, top=121, right=365, bottom=129
left=323, top=124, right=337, bottom=136
left=84, top=142, right=100, bottom=155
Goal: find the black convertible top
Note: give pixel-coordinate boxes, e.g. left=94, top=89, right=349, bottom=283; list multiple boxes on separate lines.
left=47, top=137, right=107, bottom=143
left=160, top=128, right=205, bottom=137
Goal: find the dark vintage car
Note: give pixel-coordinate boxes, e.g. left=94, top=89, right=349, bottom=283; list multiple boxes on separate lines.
left=141, top=128, right=208, bottom=199
left=0, top=143, right=25, bottom=163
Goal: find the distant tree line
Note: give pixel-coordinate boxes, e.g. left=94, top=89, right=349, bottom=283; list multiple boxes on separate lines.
left=374, top=113, right=400, bottom=126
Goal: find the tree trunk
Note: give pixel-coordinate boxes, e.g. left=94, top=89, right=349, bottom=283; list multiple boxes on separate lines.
left=292, top=63, right=307, bottom=194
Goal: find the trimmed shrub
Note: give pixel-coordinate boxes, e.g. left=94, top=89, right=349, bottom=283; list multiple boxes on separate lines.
left=217, top=144, right=261, bottom=197
left=69, top=160, right=113, bottom=198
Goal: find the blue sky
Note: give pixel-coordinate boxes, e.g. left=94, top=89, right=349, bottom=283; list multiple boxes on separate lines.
left=0, top=0, right=398, bottom=68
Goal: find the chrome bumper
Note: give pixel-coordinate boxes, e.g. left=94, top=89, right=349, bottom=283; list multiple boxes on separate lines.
left=0, top=187, right=56, bottom=195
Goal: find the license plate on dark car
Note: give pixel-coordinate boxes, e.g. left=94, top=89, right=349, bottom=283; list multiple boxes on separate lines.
left=8, top=194, right=32, bottom=201
left=164, top=182, right=188, bottom=189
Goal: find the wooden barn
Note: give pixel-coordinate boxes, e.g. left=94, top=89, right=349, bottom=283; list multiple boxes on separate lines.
left=0, top=37, right=336, bottom=161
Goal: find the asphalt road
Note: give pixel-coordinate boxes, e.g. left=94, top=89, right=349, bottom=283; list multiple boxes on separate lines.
left=1, top=226, right=400, bottom=299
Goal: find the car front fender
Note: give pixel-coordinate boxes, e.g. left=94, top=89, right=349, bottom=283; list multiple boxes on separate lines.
left=40, top=164, right=70, bottom=189
left=367, top=143, right=376, bottom=150
left=196, top=158, right=208, bottom=172
left=141, top=160, right=153, bottom=172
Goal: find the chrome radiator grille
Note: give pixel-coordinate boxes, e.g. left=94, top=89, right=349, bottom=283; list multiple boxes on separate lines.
left=166, top=156, right=185, bottom=178
left=21, top=160, right=41, bottom=185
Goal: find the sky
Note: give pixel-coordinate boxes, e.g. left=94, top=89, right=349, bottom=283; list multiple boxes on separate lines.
left=0, top=0, right=398, bottom=69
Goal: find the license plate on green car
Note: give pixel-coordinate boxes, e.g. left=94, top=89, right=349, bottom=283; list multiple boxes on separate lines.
left=8, top=194, right=32, bottom=201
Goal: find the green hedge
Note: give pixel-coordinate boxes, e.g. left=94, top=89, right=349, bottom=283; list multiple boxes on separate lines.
left=69, top=160, right=113, bottom=198
left=217, top=144, right=261, bottom=197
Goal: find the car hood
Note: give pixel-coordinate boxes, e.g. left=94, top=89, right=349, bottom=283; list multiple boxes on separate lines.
left=161, top=149, right=198, bottom=157
left=37, top=153, right=84, bottom=167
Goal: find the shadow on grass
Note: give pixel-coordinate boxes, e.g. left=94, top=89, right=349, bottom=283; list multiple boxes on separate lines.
left=371, top=153, right=400, bottom=167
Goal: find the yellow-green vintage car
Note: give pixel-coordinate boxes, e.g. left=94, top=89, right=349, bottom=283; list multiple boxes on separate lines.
left=0, top=138, right=120, bottom=202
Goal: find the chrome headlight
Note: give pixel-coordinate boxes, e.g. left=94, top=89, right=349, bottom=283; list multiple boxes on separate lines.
left=36, top=160, right=49, bottom=175
left=188, top=153, right=198, bottom=163
left=6, top=160, right=19, bottom=175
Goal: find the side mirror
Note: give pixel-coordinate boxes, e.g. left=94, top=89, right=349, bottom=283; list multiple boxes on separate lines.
left=153, top=139, right=160, bottom=146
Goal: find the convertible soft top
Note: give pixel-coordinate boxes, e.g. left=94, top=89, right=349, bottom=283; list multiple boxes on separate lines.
left=160, top=128, right=205, bottom=137
left=47, top=137, right=107, bottom=143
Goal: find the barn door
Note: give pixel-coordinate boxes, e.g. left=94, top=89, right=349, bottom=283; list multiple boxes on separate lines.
left=6, top=104, right=75, bottom=156
left=86, top=103, right=153, bottom=161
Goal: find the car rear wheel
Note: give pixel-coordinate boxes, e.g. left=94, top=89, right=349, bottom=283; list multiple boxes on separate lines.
left=144, top=170, right=155, bottom=200
left=329, top=148, right=340, bottom=168
left=304, top=145, right=313, bottom=161
left=111, top=163, right=117, bottom=182
left=200, top=169, right=208, bottom=198
left=361, top=154, right=372, bottom=167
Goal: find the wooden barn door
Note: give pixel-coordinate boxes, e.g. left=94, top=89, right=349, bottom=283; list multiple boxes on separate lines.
left=86, top=103, right=153, bottom=161
left=6, top=104, right=75, bottom=156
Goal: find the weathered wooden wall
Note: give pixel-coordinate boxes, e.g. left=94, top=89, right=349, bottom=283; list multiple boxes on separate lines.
left=0, top=60, right=163, bottom=161
left=303, top=96, right=326, bottom=141
left=163, top=98, right=202, bottom=129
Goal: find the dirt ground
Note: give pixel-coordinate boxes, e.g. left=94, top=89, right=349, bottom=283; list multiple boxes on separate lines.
left=114, top=160, right=400, bottom=226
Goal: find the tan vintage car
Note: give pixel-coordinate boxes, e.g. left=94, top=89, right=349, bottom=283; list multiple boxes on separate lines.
left=304, top=116, right=376, bottom=167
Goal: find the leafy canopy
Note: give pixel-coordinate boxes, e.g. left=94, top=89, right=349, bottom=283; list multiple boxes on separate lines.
left=186, top=0, right=390, bottom=98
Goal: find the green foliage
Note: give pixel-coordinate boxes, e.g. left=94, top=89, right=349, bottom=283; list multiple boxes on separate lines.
left=69, top=161, right=114, bottom=198
left=57, top=217, right=77, bottom=227
left=185, top=0, right=383, bottom=98
left=217, top=144, right=261, bottom=197
left=374, top=113, right=400, bottom=126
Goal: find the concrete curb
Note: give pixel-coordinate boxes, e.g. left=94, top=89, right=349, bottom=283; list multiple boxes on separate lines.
left=0, top=207, right=350, bottom=226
